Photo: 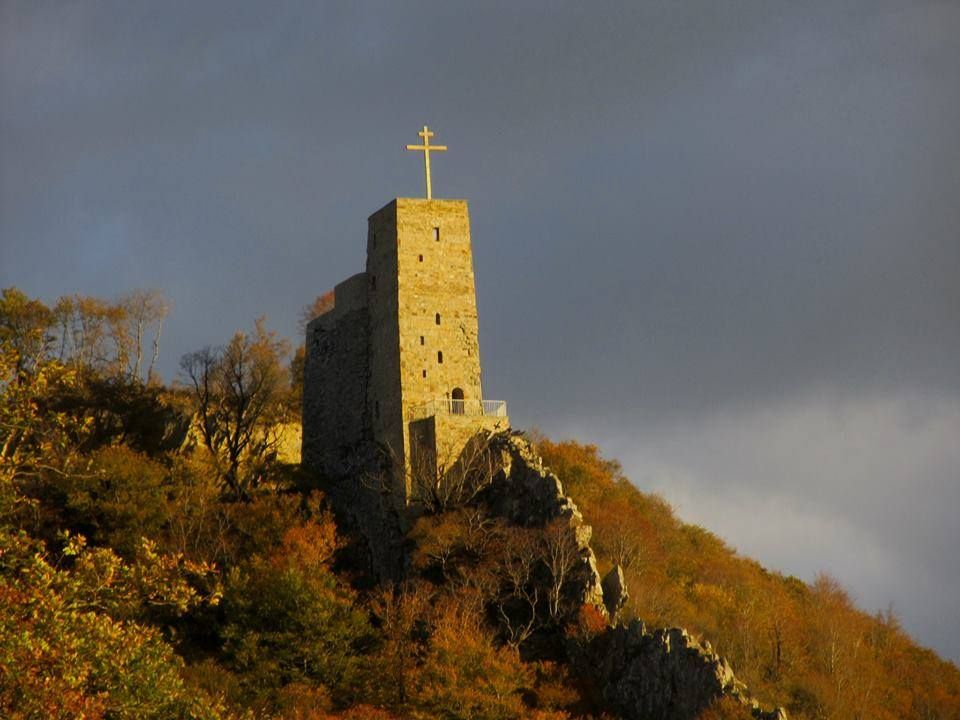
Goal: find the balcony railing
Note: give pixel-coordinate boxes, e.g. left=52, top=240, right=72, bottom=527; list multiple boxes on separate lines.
left=409, top=399, right=508, bottom=421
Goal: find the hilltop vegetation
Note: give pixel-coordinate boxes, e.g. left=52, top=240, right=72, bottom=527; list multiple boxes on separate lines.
left=1, top=286, right=959, bottom=720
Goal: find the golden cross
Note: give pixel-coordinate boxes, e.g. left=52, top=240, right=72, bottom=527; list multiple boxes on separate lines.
left=406, top=125, right=447, bottom=199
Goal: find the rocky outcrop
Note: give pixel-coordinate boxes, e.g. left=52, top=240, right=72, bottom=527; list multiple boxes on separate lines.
left=482, top=433, right=787, bottom=720
left=332, top=429, right=787, bottom=719
left=571, top=620, right=786, bottom=720
left=602, top=565, right=629, bottom=622
left=482, top=433, right=607, bottom=612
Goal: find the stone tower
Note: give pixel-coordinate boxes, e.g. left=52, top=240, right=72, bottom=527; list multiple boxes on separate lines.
left=302, top=197, right=508, bottom=507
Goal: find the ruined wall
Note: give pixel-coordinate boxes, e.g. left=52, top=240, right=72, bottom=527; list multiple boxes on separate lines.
left=302, top=273, right=371, bottom=476
left=365, top=202, right=406, bottom=499
left=407, top=413, right=509, bottom=500
left=433, top=412, right=507, bottom=470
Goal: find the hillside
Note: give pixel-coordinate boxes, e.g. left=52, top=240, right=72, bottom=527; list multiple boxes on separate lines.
left=2, top=286, right=960, bottom=719
left=534, top=438, right=960, bottom=718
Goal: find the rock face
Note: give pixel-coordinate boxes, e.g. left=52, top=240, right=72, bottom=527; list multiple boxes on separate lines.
left=485, top=434, right=788, bottom=720
left=602, top=565, right=629, bottom=622
left=572, top=620, right=787, bottom=720
left=578, top=622, right=738, bottom=719
left=483, top=433, right=607, bottom=612
left=320, top=428, right=787, bottom=719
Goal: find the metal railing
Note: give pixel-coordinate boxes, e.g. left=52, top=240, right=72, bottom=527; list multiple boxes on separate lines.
left=409, top=399, right=507, bottom=421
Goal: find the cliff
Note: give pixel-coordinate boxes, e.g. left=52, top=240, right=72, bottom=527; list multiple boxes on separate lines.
left=326, top=429, right=789, bottom=719
left=484, top=434, right=788, bottom=720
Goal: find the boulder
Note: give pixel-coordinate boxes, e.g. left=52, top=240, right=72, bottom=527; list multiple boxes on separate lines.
left=602, top=565, right=629, bottom=622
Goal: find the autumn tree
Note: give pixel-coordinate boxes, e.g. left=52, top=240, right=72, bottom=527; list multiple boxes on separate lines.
left=41, top=291, right=169, bottom=382
left=119, top=289, right=169, bottom=383
left=490, top=525, right=542, bottom=649
left=299, top=291, right=335, bottom=332
left=52, top=445, right=172, bottom=558
left=0, top=349, right=89, bottom=503
left=180, top=318, right=291, bottom=499
left=55, top=295, right=112, bottom=370
left=0, top=287, right=54, bottom=377
left=408, top=596, right=535, bottom=720
left=366, top=582, right=434, bottom=707
left=539, top=519, right=586, bottom=623
left=410, top=431, right=506, bottom=513
left=590, top=494, right=644, bottom=573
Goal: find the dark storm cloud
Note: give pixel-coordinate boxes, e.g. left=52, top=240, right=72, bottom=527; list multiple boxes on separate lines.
left=2, top=1, right=958, bottom=659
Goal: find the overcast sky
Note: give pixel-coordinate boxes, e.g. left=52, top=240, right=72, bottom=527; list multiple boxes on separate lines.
left=2, top=1, right=958, bottom=662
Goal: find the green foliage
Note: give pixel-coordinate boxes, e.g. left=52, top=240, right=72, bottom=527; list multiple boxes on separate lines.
left=62, top=531, right=220, bottom=622
left=57, top=445, right=171, bottom=557
left=221, top=521, right=375, bottom=708
left=52, top=375, right=189, bottom=454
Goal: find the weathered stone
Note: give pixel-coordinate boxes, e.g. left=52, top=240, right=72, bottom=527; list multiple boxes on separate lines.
left=602, top=565, right=629, bottom=622
left=571, top=620, right=787, bottom=720
left=482, top=433, right=606, bottom=613
left=756, top=708, right=789, bottom=720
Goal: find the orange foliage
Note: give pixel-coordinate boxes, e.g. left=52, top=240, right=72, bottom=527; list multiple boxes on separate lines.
left=535, top=436, right=960, bottom=720
left=299, top=291, right=336, bottom=331
left=696, top=696, right=756, bottom=719
left=567, top=603, right=609, bottom=642
left=409, top=597, right=535, bottom=719
left=271, top=510, right=341, bottom=573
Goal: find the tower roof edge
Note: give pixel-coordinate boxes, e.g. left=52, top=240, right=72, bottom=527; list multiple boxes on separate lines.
left=368, top=197, right=469, bottom=221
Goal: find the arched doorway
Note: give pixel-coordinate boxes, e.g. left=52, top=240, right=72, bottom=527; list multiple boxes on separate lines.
left=451, top=387, right=465, bottom=415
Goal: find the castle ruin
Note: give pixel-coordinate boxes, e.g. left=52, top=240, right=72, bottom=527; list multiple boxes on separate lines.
left=301, top=194, right=508, bottom=507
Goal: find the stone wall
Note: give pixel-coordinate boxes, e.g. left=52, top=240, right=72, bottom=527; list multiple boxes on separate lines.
left=366, top=199, right=490, bottom=501
left=366, top=202, right=405, bottom=496
left=392, top=199, right=484, bottom=416
left=302, top=273, right=371, bottom=476
left=303, top=198, right=505, bottom=510
left=433, top=412, right=508, bottom=472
